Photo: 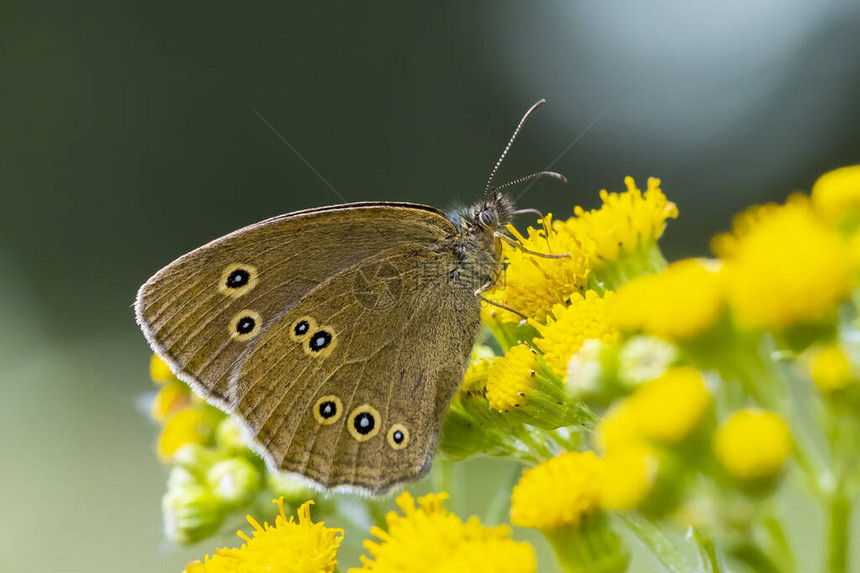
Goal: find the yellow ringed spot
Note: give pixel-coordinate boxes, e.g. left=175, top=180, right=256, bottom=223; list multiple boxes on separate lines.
left=289, top=316, right=317, bottom=342
left=229, top=310, right=262, bottom=341
left=348, top=404, right=381, bottom=442
left=386, top=423, right=409, bottom=450
left=218, top=263, right=258, bottom=298
left=313, top=395, right=343, bottom=425
left=303, top=325, right=337, bottom=358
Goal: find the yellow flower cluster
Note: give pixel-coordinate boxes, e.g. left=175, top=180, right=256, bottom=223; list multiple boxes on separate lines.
left=560, top=176, right=678, bottom=265
left=532, top=290, right=620, bottom=375
left=485, top=344, right=538, bottom=411
left=510, top=451, right=605, bottom=529
left=490, top=214, right=592, bottom=322
left=184, top=499, right=343, bottom=573
left=811, top=164, right=860, bottom=226
left=598, top=367, right=712, bottom=451
left=612, top=259, right=725, bottom=341
left=354, top=492, right=536, bottom=573
left=808, top=343, right=854, bottom=393
left=716, top=198, right=851, bottom=330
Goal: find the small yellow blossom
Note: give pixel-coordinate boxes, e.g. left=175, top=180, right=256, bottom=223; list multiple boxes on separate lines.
left=595, top=401, right=640, bottom=455
left=612, top=259, right=725, bottom=341
left=150, top=381, right=191, bottom=422
left=184, top=499, right=343, bottom=573
left=809, top=343, right=853, bottom=392
left=714, top=409, right=792, bottom=481
left=717, top=200, right=851, bottom=330
left=601, top=444, right=660, bottom=511
left=461, top=358, right=492, bottom=395
left=486, top=345, right=538, bottom=411
left=533, top=291, right=620, bottom=375
left=489, top=214, right=592, bottom=322
left=598, top=368, right=712, bottom=452
left=560, top=176, right=678, bottom=264
left=510, top=451, right=605, bottom=529
left=151, top=353, right=176, bottom=384
left=811, top=164, right=860, bottom=226
left=353, top=492, right=535, bottom=573
left=158, top=408, right=212, bottom=461
left=627, top=367, right=712, bottom=444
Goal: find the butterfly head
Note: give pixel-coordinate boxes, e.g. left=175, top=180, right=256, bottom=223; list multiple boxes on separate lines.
left=448, top=191, right=515, bottom=235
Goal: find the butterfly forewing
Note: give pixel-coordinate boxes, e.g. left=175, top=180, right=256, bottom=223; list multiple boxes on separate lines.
left=135, top=203, right=452, bottom=408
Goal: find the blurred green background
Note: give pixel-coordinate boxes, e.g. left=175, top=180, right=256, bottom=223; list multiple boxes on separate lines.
left=2, top=2, right=859, bottom=571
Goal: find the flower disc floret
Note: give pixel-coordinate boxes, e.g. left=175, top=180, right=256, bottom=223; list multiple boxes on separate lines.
left=719, top=200, right=851, bottom=330
left=510, top=451, right=605, bottom=529
left=486, top=345, right=538, bottom=411
left=184, top=498, right=343, bottom=573
left=533, top=291, right=620, bottom=375
left=612, top=259, right=724, bottom=341
left=353, top=492, right=536, bottom=573
left=714, top=409, right=792, bottom=481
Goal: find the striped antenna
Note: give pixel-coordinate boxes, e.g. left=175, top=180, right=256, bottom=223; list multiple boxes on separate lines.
left=483, top=99, right=546, bottom=197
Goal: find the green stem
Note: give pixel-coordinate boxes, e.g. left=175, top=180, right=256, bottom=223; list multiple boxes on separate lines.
left=483, top=463, right=523, bottom=525
left=729, top=542, right=782, bottom=573
left=616, top=513, right=696, bottom=573
left=763, top=515, right=796, bottom=573
left=432, top=459, right=465, bottom=515
left=826, top=492, right=851, bottom=573
left=692, top=529, right=722, bottom=573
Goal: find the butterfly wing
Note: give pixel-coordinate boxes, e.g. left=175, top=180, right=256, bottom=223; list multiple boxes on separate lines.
left=135, top=202, right=455, bottom=410
left=234, top=244, right=481, bottom=493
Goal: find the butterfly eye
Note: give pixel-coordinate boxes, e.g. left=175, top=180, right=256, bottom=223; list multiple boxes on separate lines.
left=219, top=264, right=258, bottom=297
left=229, top=310, right=262, bottom=341
left=387, top=424, right=410, bottom=450
left=478, top=209, right=496, bottom=227
left=348, top=404, right=381, bottom=442
left=313, top=395, right=343, bottom=425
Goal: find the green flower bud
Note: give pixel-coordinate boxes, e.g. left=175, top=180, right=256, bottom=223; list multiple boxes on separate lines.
left=207, top=457, right=262, bottom=509
left=162, top=482, right=225, bottom=545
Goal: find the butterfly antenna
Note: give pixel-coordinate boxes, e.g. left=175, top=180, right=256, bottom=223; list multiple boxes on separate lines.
left=490, top=171, right=567, bottom=194
left=483, top=99, right=547, bottom=198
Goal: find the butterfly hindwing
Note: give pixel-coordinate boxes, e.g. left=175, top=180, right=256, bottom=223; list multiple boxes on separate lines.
left=135, top=203, right=453, bottom=409
left=234, top=246, right=481, bottom=493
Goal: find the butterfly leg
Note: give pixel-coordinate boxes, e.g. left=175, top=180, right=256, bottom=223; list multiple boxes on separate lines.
left=474, top=280, right=527, bottom=321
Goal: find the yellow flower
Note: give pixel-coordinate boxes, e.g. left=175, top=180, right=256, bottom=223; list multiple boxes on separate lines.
left=717, top=200, right=851, bottom=330
left=561, top=176, right=677, bottom=264
left=158, top=408, right=213, bottom=461
left=184, top=498, right=343, bottom=573
left=488, top=214, right=592, bottom=322
left=811, top=164, right=860, bottom=226
left=461, top=358, right=492, bottom=395
left=151, top=353, right=176, bottom=384
left=808, top=343, right=853, bottom=392
left=150, top=380, right=192, bottom=422
left=510, top=451, right=605, bottom=529
left=627, top=367, right=712, bottom=444
left=532, top=290, right=620, bottom=375
left=600, top=444, right=660, bottom=511
left=597, top=367, right=712, bottom=452
left=612, top=259, right=725, bottom=341
left=353, top=492, right=535, bottom=573
left=714, top=409, right=792, bottom=481
left=595, top=401, right=640, bottom=455
left=485, top=344, right=538, bottom=411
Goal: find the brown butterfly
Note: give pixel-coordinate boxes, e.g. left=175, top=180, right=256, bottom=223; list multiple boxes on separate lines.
left=135, top=100, right=566, bottom=494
